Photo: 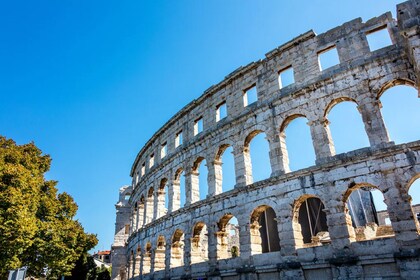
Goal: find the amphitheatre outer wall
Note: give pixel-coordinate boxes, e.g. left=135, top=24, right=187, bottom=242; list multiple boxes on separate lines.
left=112, top=1, right=420, bottom=279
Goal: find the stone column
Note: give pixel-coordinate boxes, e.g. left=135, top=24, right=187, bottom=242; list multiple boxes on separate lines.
left=278, top=204, right=298, bottom=256
left=308, top=117, right=335, bottom=162
left=138, top=203, right=144, bottom=229
left=207, top=224, right=218, bottom=267
left=249, top=221, right=262, bottom=255
left=132, top=207, right=137, bottom=233
left=144, top=194, right=154, bottom=224
left=215, top=231, right=230, bottom=260
left=183, top=232, right=192, bottom=276
left=278, top=131, right=291, bottom=173
left=324, top=200, right=356, bottom=249
left=357, top=98, right=390, bottom=147
left=233, top=144, right=253, bottom=187
left=156, top=187, right=166, bottom=219
left=267, top=132, right=288, bottom=176
left=134, top=254, right=141, bottom=277
left=154, top=247, right=166, bottom=272
left=171, top=179, right=181, bottom=211
left=382, top=174, right=419, bottom=247
left=207, top=160, right=222, bottom=196
left=185, top=168, right=200, bottom=206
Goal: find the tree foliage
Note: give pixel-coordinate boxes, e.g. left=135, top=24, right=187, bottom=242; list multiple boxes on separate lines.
left=0, top=136, right=98, bottom=278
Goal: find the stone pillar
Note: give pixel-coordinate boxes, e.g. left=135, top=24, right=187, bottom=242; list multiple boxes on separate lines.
left=382, top=174, right=419, bottom=247
left=215, top=231, right=230, bottom=260
left=144, top=194, right=154, bottom=224
left=156, top=188, right=166, bottom=219
left=134, top=254, right=141, bottom=277
left=357, top=98, right=390, bottom=147
left=308, top=118, right=335, bottom=162
left=207, top=224, right=218, bottom=267
left=142, top=250, right=151, bottom=274
left=132, top=207, right=137, bottom=233
left=171, top=179, right=181, bottom=211
left=278, top=203, right=301, bottom=254
left=249, top=221, right=262, bottom=255
left=138, top=203, right=144, bottom=229
left=207, top=160, right=222, bottom=196
left=185, top=168, right=200, bottom=206
left=267, top=133, right=288, bottom=176
left=129, top=212, right=133, bottom=235
left=233, top=144, right=253, bottom=187
left=164, top=243, right=171, bottom=277
left=324, top=201, right=355, bottom=249
left=190, top=235, right=201, bottom=264
left=154, top=246, right=166, bottom=271
left=183, top=233, right=192, bottom=275
left=278, top=131, right=291, bottom=173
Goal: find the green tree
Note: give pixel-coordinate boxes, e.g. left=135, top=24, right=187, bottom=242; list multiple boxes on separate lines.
left=0, top=136, right=98, bottom=278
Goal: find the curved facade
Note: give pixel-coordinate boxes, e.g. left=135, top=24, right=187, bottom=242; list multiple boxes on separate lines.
left=112, top=1, right=420, bottom=279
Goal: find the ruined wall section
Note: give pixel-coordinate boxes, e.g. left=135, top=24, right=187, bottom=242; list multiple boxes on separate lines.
left=115, top=1, right=420, bottom=279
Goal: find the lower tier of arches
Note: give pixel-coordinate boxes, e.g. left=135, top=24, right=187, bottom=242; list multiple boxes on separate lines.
left=120, top=141, right=420, bottom=280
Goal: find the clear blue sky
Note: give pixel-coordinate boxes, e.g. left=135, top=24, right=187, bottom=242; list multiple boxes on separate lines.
left=1, top=0, right=418, bottom=253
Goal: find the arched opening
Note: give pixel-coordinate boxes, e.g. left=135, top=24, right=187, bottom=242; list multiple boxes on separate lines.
left=157, top=179, right=168, bottom=218
left=326, top=99, right=370, bottom=154
left=170, top=229, right=184, bottom=268
left=191, top=222, right=209, bottom=264
left=216, top=214, right=240, bottom=260
left=144, top=187, right=154, bottom=224
left=245, top=130, right=271, bottom=183
left=192, top=157, right=209, bottom=201
left=174, top=168, right=186, bottom=209
left=142, top=242, right=152, bottom=274
left=281, top=115, right=316, bottom=172
left=379, top=84, right=420, bottom=144
left=154, top=236, right=166, bottom=271
left=344, top=184, right=394, bottom=241
left=294, top=196, right=329, bottom=248
left=408, top=176, right=420, bottom=231
left=214, top=144, right=236, bottom=193
left=250, top=205, right=280, bottom=255
left=134, top=246, right=141, bottom=276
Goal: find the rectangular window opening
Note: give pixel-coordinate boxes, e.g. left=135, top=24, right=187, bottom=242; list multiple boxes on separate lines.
left=141, top=163, right=145, bottom=176
left=149, top=154, right=155, bottom=168
left=175, top=131, right=183, bottom=147
left=194, top=118, right=203, bottom=136
left=125, top=224, right=130, bottom=234
left=135, top=171, right=139, bottom=184
left=216, top=102, right=227, bottom=122
left=161, top=143, right=167, bottom=159
left=318, top=46, right=340, bottom=71
left=279, top=66, right=295, bottom=89
left=366, top=27, right=393, bottom=52
left=243, top=85, right=258, bottom=107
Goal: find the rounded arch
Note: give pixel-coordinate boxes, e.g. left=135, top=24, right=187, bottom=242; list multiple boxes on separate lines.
left=250, top=205, right=280, bottom=255
left=323, top=97, right=358, bottom=118
left=142, top=242, right=152, bottom=274
left=378, top=83, right=420, bottom=144
left=293, top=195, right=329, bottom=247
left=279, top=114, right=315, bottom=172
left=154, top=235, right=166, bottom=271
left=192, top=156, right=206, bottom=171
left=244, top=129, right=264, bottom=147
left=376, top=78, right=417, bottom=99
left=170, top=229, right=185, bottom=268
left=343, top=182, right=394, bottom=241
left=215, top=143, right=231, bottom=161
left=191, top=221, right=209, bottom=264
left=216, top=213, right=240, bottom=260
left=174, top=167, right=184, bottom=181
left=279, top=113, right=306, bottom=133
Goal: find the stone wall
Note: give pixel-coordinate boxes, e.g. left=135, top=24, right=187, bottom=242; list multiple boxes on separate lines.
left=113, top=1, right=420, bottom=279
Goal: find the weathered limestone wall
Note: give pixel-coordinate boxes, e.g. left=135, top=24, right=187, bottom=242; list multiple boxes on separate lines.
left=113, top=1, right=420, bottom=279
